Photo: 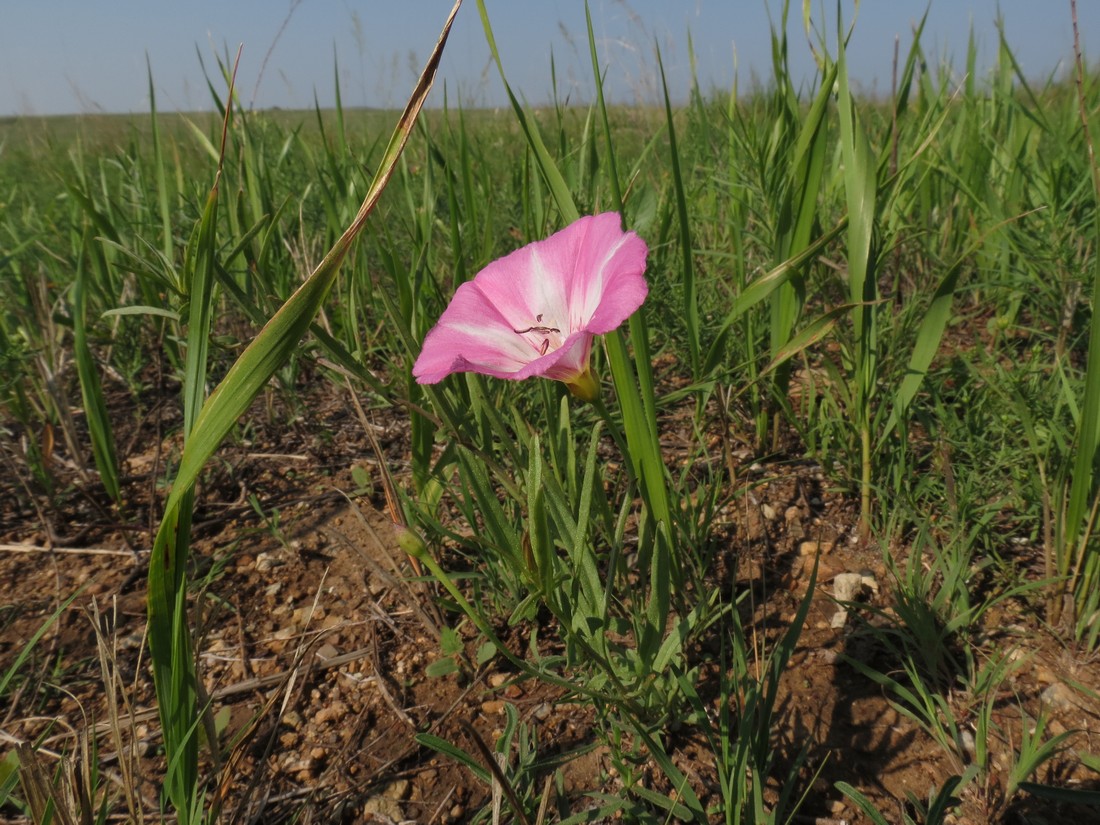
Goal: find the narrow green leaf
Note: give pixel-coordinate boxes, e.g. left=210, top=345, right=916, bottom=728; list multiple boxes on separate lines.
left=571, top=423, right=606, bottom=611
left=415, top=734, right=492, bottom=784
left=182, top=184, right=219, bottom=436
left=101, top=305, right=181, bottom=321
left=1068, top=29, right=1100, bottom=603
left=147, top=54, right=174, bottom=262
left=1017, top=782, right=1100, bottom=807
left=761, top=304, right=855, bottom=377
left=0, top=586, right=85, bottom=697
left=477, top=0, right=578, bottom=223
left=835, top=782, right=892, bottom=825
left=153, top=0, right=461, bottom=528
left=73, top=232, right=121, bottom=503
left=705, top=218, right=846, bottom=375
left=656, top=43, right=699, bottom=376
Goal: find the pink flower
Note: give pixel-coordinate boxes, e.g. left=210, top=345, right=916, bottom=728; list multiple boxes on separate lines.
left=413, top=212, right=648, bottom=401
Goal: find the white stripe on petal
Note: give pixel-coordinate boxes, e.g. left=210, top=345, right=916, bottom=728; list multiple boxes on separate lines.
left=572, top=231, right=630, bottom=329
left=442, top=321, right=533, bottom=363
left=527, top=248, right=569, bottom=331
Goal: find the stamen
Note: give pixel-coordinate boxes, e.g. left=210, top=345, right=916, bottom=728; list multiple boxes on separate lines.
left=513, top=314, right=561, bottom=357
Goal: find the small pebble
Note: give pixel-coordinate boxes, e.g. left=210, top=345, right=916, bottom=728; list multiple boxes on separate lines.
left=256, top=551, right=282, bottom=572
left=800, top=540, right=835, bottom=556
left=384, top=779, right=410, bottom=800
left=315, top=643, right=340, bottom=661
left=833, top=573, right=866, bottom=602
left=1041, top=682, right=1076, bottom=709
left=313, top=700, right=348, bottom=725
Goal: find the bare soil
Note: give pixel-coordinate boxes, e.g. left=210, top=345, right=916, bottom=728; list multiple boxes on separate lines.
left=2, top=371, right=1100, bottom=824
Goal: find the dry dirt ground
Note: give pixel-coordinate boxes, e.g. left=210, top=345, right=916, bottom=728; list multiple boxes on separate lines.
left=3, top=374, right=1100, bottom=824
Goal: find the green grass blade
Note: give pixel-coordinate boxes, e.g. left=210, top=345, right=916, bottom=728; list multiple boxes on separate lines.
left=147, top=54, right=173, bottom=262
left=881, top=217, right=1019, bottom=438
left=836, top=12, right=879, bottom=538
left=582, top=3, right=671, bottom=580
left=477, top=0, right=578, bottom=223
left=0, top=586, right=85, bottom=698
left=762, top=304, right=854, bottom=377
left=655, top=43, right=699, bottom=376
left=834, top=782, right=892, bottom=825
left=584, top=2, right=622, bottom=211
left=1068, top=20, right=1100, bottom=606
left=153, top=56, right=229, bottom=816
left=415, top=734, right=492, bottom=785
left=1017, top=782, right=1100, bottom=807
left=836, top=30, right=878, bottom=336
left=182, top=184, right=220, bottom=436
left=705, top=218, right=846, bottom=375
left=73, top=232, right=121, bottom=503
left=157, top=2, right=459, bottom=520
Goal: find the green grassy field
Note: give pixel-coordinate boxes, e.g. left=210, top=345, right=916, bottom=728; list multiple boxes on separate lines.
left=3, top=3, right=1100, bottom=823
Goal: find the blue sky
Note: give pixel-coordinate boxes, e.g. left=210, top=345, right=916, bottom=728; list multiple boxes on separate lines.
left=0, top=1, right=1091, bottom=117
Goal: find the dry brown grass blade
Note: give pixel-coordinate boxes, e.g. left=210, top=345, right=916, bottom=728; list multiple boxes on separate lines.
left=344, top=378, right=420, bottom=576
left=460, top=720, right=532, bottom=825
left=212, top=627, right=324, bottom=821
left=337, top=0, right=463, bottom=248
left=0, top=544, right=134, bottom=557
left=88, top=597, right=150, bottom=823
left=15, top=740, right=84, bottom=825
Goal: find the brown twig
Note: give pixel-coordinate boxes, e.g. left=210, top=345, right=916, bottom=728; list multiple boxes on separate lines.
left=0, top=543, right=135, bottom=557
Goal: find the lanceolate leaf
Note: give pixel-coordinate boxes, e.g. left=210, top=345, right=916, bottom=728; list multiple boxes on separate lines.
left=705, top=218, right=846, bottom=376
left=761, top=303, right=856, bottom=377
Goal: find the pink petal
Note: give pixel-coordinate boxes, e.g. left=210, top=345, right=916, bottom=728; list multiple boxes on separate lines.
left=514, top=330, right=593, bottom=381
left=569, top=213, right=649, bottom=334
left=412, top=281, right=535, bottom=382
left=512, top=213, right=630, bottom=330
left=457, top=234, right=570, bottom=339
left=413, top=213, right=648, bottom=385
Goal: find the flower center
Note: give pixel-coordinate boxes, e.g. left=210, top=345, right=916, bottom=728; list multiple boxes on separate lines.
left=513, top=313, right=562, bottom=356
